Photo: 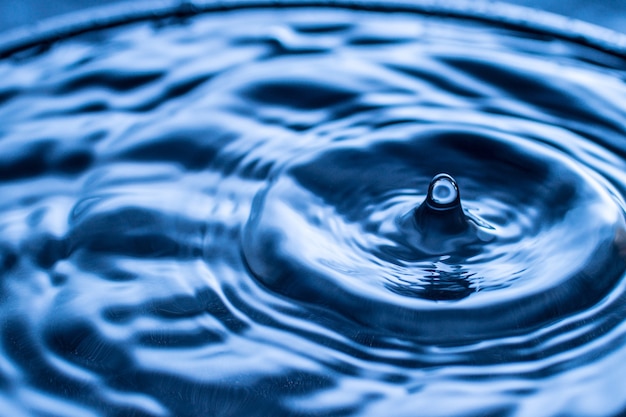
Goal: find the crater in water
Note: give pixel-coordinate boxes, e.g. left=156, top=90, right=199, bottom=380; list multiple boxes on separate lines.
left=1, top=2, right=626, bottom=417
left=242, top=126, right=626, bottom=342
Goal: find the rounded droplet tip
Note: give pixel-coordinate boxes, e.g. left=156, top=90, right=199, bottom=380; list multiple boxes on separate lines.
left=427, top=173, right=460, bottom=209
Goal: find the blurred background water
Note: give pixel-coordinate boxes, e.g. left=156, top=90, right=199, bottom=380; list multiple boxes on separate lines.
left=0, top=0, right=625, bottom=34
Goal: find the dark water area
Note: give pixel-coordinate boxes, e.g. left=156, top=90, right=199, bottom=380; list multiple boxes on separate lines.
left=1, top=3, right=626, bottom=417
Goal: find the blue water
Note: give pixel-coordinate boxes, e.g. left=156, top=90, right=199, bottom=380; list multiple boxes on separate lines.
left=3, top=0, right=626, bottom=35
left=1, top=5, right=626, bottom=417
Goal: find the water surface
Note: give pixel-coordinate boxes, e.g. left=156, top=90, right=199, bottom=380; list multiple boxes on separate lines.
left=1, top=5, right=626, bottom=417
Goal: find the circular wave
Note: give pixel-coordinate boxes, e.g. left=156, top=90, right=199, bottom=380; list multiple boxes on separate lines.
left=0, top=3, right=626, bottom=417
left=242, top=125, right=626, bottom=344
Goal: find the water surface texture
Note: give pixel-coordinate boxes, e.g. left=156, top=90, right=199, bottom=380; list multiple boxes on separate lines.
left=1, top=4, right=626, bottom=417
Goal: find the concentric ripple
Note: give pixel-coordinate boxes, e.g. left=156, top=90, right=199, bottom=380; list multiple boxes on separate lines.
left=1, top=2, right=626, bottom=417
left=243, top=126, right=626, bottom=343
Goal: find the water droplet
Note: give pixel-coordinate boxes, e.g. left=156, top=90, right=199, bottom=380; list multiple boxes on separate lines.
left=428, top=173, right=459, bottom=208
left=414, top=173, right=468, bottom=238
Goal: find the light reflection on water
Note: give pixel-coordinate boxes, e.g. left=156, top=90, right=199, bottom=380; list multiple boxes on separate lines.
left=0, top=3, right=626, bottom=417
